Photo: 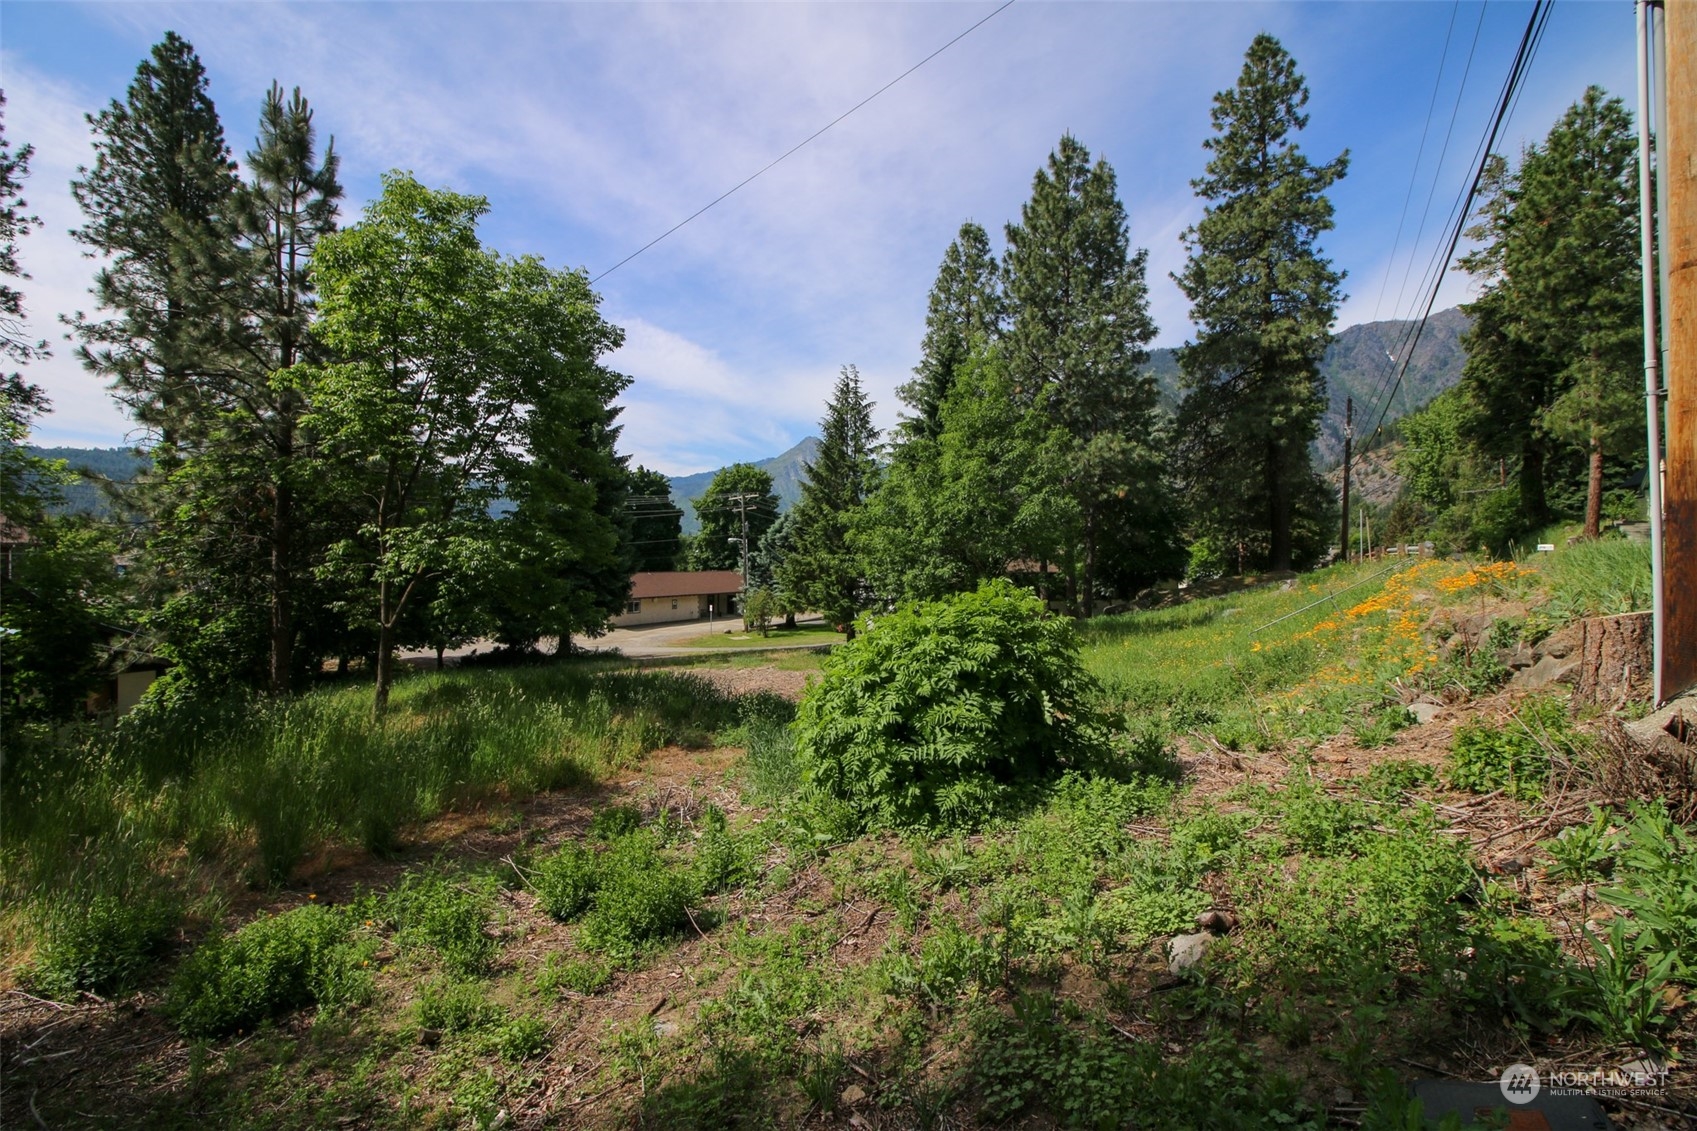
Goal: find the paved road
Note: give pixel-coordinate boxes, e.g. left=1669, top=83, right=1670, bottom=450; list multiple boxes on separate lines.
left=399, top=613, right=835, bottom=666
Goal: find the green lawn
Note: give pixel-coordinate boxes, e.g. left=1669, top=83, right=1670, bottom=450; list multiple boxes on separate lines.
left=675, top=623, right=842, bottom=649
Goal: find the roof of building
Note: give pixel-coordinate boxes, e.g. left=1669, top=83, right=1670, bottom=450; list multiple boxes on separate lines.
left=629, top=570, right=745, bottom=600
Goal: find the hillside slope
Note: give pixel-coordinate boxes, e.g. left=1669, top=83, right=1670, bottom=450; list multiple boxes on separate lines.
left=1148, top=306, right=1469, bottom=466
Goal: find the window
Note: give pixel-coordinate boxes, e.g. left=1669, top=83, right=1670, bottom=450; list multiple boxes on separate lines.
left=671, top=598, right=679, bottom=610
left=626, top=600, right=641, bottom=614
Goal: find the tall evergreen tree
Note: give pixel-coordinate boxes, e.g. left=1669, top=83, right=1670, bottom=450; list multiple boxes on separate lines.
left=1457, top=88, right=1642, bottom=540
left=1003, top=134, right=1170, bottom=612
left=1, top=91, right=48, bottom=381
left=780, top=366, right=879, bottom=637
left=1173, top=34, right=1347, bottom=572
left=897, top=221, right=1003, bottom=443
left=71, top=31, right=241, bottom=444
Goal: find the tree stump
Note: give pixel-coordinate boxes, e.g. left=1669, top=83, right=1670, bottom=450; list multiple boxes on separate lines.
left=1574, top=612, right=1654, bottom=706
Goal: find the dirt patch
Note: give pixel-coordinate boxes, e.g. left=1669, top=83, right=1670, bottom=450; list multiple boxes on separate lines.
left=683, top=665, right=814, bottom=702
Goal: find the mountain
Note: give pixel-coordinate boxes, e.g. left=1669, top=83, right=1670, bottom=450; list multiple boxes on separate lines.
left=23, top=446, right=150, bottom=518
left=670, top=436, right=821, bottom=535
left=1147, top=306, right=1471, bottom=467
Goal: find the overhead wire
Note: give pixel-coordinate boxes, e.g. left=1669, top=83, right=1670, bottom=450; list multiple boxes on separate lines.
left=590, top=0, right=1018, bottom=284
left=1369, top=0, right=1463, bottom=326
left=1355, top=0, right=1554, bottom=463
left=1355, top=0, right=1490, bottom=427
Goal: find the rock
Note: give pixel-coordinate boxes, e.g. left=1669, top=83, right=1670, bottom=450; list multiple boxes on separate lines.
left=419, top=1027, right=442, bottom=1047
left=1499, top=644, right=1535, bottom=670
left=840, top=1084, right=867, bottom=1106
left=1625, top=693, right=1697, bottom=745
left=1196, top=909, right=1238, bottom=935
left=1332, top=1087, right=1355, bottom=1106
left=1510, top=655, right=1579, bottom=690
left=653, top=1019, right=680, bottom=1038
left=1409, top=702, right=1444, bottom=725
left=1534, top=627, right=1580, bottom=660
left=1167, top=931, right=1214, bottom=975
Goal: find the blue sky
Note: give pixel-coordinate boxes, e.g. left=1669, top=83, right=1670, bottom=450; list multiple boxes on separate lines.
left=2, top=1, right=1637, bottom=476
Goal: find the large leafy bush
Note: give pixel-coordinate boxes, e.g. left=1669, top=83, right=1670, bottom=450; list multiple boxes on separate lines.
left=795, top=579, right=1115, bottom=830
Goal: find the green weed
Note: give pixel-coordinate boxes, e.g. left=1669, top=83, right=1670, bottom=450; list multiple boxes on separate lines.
left=1446, top=698, right=1572, bottom=800
left=534, top=954, right=612, bottom=996
left=577, top=833, right=696, bottom=956
left=167, top=904, right=375, bottom=1037
left=25, top=887, right=181, bottom=999
left=384, top=868, right=501, bottom=976
left=416, top=977, right=503, bottom=1034
left=530, top=842, right=600, bottom=921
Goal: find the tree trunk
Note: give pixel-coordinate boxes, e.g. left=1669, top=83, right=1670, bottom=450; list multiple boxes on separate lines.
left=1575, top=612, right=1654, bottom=705
left=268, top=463, right=294, bottom=696
left=1521, top=442, right=1548, bottom=523
left=1584, top=437, right=1605, bottom=540
left=435, top=643, right=445, bottom=670
left=1267, top=439, right=1293, bottom=572
left=374, top=611, right=394, bottom=715
left=1078, top=506, right=1096, bottom=619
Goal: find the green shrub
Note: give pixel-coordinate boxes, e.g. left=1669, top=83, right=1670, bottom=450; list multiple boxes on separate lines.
left=578, top=833, right=696, bottom=955
left=692, top=805, right=755, bottom=895
left=384, top=869, right=500, bottom=976
left=167, top=905, right=373, bottom=1037
left=795, top=580, right=1117, bottom=831
left=535, top=954, right=613, bottom=996
left=531, top=842, right=601, bottom=921
left=590, top=804, right=644, bottom=841
left=26, top=889, right=181, bottom=999
left=417, top=977, right=502, bottom=1033
left=494, top=1013, right=551, bottom=1061
left=1446, top=698, right=1570, bottom=800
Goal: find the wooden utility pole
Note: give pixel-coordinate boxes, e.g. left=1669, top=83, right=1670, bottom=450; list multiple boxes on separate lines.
left=1340, top=397, right=1353, bottom=564
left=1665, top=0, right=1697, bottom=698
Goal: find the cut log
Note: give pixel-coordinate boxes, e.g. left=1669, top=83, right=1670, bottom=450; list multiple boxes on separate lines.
left=1574, top=612, right=1654, bottom=706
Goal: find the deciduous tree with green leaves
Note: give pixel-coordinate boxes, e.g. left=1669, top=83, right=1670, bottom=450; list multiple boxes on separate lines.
left=1173, top=34, right=1348, bottom=572
left=780, top=366, right=878, bottom=637
left=303, top=173, right=627, bottom=711
left=686, top=464, right=778, bottom=575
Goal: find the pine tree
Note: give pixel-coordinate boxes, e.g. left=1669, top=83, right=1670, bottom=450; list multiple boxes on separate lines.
left=237, top=83, right=342, bottom=691
left=781, top=366, right=879, bottom=637
left=71, top=31, right=241, bottom=443
left=1458, top=88, right=1641, bottom=540
left=1003, top=134, right=1169, bottom=612
left=1173, top=34, right=1348, bottom=572
left=897, top=221, right=1003, bottom=442
left=1, top=91, right=48, bottom=380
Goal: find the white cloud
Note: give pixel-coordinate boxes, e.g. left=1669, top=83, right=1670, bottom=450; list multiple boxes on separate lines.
left=2, top=57, right=139, bottom=448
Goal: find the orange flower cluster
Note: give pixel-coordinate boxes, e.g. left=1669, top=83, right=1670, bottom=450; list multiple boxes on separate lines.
left=1435, top=560, right=1533, bottom=594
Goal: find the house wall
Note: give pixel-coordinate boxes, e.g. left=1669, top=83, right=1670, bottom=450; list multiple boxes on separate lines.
left=610, top=592, right=738, bottom=628
left=612, top=595, right=704, bottom=627
left=116, top=670, right=157, bottom=713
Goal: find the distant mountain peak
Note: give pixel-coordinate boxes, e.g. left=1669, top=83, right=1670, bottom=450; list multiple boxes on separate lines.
left=669, top=436, right=821, bottom=534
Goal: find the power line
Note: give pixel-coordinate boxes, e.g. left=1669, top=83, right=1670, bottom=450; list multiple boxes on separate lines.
left=1370, top=0, right=1462, bottom=325
left=1357, top=0, right=1554, bottom=457
left=590, top=0, right=1018, bottom=284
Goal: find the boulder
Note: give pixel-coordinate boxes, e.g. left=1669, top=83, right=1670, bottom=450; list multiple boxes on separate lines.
left=1167, top=932, right=1215, bottom=975
left=1511, top=655, right=1580, bottom=690
left=1409, top=702, right=1445, bottom=725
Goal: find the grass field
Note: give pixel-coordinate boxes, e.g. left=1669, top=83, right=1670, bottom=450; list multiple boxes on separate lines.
left=4, top=535, right=1687, bottom=1129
